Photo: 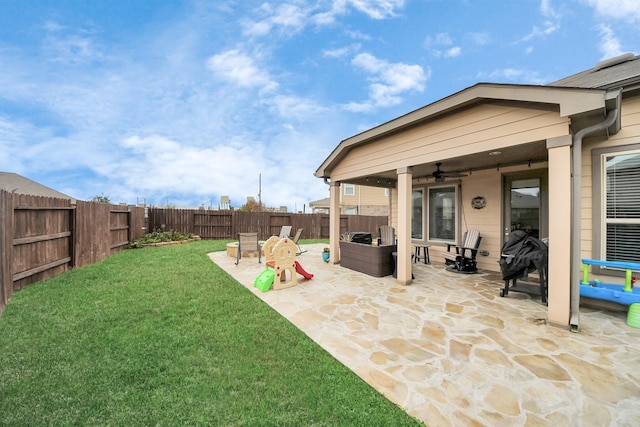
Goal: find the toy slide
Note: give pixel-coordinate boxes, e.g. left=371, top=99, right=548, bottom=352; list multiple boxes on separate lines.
left=254, top=268, right=275, bottom=292
left=294, top=261, right=314, bottom=279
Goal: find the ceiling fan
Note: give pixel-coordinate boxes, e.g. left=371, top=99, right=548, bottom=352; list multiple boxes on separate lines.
left=431, top=162, right=467, bottom=182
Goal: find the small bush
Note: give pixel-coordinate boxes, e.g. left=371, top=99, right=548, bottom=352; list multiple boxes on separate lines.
left=129, top=230, right=195, bottom=248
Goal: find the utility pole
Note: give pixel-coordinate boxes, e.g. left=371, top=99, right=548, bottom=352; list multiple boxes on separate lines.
left=258, top=173, right=262, bottom=212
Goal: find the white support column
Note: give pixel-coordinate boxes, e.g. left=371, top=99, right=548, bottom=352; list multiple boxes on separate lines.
left=396, top=167, right=413, bottom=285
left=547, top=135, right=572, bottom=327
left=329, top=180, right=341, bottom=264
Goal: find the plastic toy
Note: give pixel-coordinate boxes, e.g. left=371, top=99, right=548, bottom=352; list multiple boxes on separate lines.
left=294, top=261, right=313, bottom=279
left=271, top=238, right=298, bottom=290
left=580, top=259, right=640, bottom=306
left=254, top=268, right=275, bottom=292
left=254, top=236, right=314, bottom=292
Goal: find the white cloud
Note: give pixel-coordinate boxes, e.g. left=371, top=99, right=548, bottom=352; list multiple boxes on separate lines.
left=595, top=24, right=624, bottom=59
left=444, top=47, right=461, bottom=58
left=242, top=3, right=309, bottom=36
left=206, top=49, right=279, bottom=92
left=468, top=32, right=491, bottom=46
left=323, top=46, right=352, bottom=58
left=347, top=0, right=405, bottom=19
left=347, top=52, right=427, bottom=110
left=518, top=0, right=561, bottom=42
left=322, top=44, right=361, bottom=58
left=540, top=0, right=561, bottom=20
left=479, top=68, right=549, bottom=85
left=582, top=0, right=640, bottom=22
left=425, top=32, right=462, bottom=58
left=117, top=135, right=266, bottom=199
left=268, top=95, right=328, bottom=120
left=242, top=0, right=406, bottom=37
left=42, top=20, right=104, bottom=64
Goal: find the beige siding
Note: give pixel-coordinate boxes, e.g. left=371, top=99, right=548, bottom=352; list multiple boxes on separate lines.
left=330, top=104, right=568, bottom=181
left=340, top=184, right=389, bottom=215
left=581, top=96, right=640, bottom=265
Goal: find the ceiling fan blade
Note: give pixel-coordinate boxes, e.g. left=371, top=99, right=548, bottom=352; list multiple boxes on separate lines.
left=431, top=162, right=468, bottom=180
left=441, top=171, right=467, bottom=178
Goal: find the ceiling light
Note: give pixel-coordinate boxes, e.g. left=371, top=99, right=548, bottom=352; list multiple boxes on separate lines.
left=489, top=151, right=501, bottom=156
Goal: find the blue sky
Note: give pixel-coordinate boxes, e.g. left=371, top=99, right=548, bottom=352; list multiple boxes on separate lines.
left=1, top=0, right=638, bottom=210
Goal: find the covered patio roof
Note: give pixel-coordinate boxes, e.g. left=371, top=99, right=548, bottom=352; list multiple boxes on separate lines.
left=315, top=83, right=614, bottom=187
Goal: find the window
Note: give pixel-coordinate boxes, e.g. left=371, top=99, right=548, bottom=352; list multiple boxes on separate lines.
left=343, top=184, right=355, bottom=196
left=428, top=186, right=457, bottom=242
left=411, top=185, right=458, bottom=243
left=412, top=189, right=423, bottom=239
left=602, top=150, right=640, bottom=262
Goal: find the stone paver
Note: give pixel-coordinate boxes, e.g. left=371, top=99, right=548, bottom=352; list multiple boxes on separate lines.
left=209, top=244, right=640, bottom=426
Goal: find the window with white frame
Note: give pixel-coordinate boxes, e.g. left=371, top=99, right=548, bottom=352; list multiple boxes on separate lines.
left=343, top=184, right=355, bottom=196
left=411, top=185, right=458, bottom=243
left=597, top=149, right=640, bottom=263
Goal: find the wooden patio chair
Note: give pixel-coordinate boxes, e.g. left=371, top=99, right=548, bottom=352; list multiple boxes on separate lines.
left=443, top=229, right=481, bottom=273
left=235, top=232, right=262, bottom=265
left=378, top=225, right=396, bottom=246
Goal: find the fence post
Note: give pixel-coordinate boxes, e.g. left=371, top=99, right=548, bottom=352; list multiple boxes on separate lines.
left=0, top=190, right=14, bottom=315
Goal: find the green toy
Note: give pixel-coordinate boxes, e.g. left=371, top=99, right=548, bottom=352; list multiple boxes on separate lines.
left=254, top=268, right=275, bottom=292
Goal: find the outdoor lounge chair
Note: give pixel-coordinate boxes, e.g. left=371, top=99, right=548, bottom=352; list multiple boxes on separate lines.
left=378, top=225, right=395, bottom=246
left=443, top=229, right=481, bottom=273
left=278, top=226, right=292, bottom=238
left=235, top=232, right=262, bottom=265
left=292, top=228, right=307, bottom=255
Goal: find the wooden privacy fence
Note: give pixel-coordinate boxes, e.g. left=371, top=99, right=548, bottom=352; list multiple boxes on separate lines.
left=0, top=190, right=145, bottom=316
left=147, top=208, right=388, bottom=241
left=1, top=197, right=385, bottom=316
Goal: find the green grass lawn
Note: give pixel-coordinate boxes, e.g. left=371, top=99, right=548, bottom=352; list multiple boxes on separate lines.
left=0, top=240, right=423, bottom=426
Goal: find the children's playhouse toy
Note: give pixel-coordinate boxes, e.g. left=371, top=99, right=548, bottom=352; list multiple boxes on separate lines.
left=253, top=236, right=313, bottom=292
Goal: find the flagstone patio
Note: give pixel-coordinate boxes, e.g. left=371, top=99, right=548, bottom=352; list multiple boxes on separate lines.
left=209, top=244, right=640, bottom=426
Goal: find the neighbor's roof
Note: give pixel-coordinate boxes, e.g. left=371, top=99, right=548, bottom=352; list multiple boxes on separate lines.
left=549, top=53, right=640, bottom=90
left=0, top=172, right=76, bottom=201
left=309, top=197, right=330, bottom=207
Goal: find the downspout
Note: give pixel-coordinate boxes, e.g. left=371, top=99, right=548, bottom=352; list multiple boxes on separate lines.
left=569, top=106, right=619, bottom=332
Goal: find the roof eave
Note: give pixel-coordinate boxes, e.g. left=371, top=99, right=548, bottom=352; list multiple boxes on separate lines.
left=315, top=83, right=607, bottom=179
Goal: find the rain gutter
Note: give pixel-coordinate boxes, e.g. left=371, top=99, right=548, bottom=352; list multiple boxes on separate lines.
left=569, top=91, right=620, bottom=332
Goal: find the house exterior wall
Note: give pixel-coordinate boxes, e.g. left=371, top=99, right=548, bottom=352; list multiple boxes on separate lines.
left=329, top=104, right=569, bottom=182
